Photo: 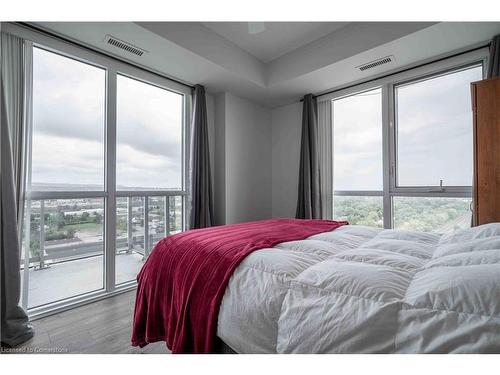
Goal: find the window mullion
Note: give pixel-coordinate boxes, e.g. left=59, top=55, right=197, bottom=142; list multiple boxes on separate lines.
left=334, top=190, right=383, bottom=196
left=144, top=197, right=150, bottom=258
left=105, top=69, right=117, bottom=293
left=382, top=84, right=392, bottom=229
left=390, top=189, right=472, bottom=198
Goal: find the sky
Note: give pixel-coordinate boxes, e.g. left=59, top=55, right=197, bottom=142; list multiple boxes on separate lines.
left=333, top=88, right=383, bottom=191
left=333, top=65, right=482, bottom=191
left=116, top=75, right=182, bottom=190
left=31, top=47, right=183, bottom=191
left=395, top=66, right=482, bottom=187
left=31, top=46, right=482, bottom=193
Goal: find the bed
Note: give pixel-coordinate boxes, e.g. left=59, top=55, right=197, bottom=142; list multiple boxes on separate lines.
left=133, top=220, right=500, bottom=353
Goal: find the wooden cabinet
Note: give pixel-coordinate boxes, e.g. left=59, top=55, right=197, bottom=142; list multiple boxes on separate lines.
left=471, top=77, right=500, bottom=226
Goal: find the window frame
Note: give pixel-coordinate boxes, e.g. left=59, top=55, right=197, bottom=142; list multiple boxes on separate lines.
left=326, top=47, right=488, bottom=230
left=389, top=62, right=483, bottom=194
left=331, top=86, right=385, bottom=228
left=114, top=71, right=187, bottom=194
left=6, top=23, right=192, bottom=319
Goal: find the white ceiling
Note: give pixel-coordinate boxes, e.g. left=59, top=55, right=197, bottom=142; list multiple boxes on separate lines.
left=20, top=22, right=500, bottom=108
left=202, top=22, right=349, bottom=62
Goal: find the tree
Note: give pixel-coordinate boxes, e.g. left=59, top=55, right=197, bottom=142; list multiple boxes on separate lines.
left=93, top=212, right=102, bottom=224
left=66, top=228, right=76, bottom=238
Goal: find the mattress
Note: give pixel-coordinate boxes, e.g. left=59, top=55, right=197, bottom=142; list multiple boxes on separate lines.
left=216, top=223, right=500, bottom=353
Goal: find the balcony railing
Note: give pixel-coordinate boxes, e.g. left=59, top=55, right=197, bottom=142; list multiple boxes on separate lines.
left=23, top=195, right=183, bottom=271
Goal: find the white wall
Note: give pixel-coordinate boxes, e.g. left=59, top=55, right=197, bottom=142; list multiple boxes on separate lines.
left=210, top=95, right=301, bottom=222
left=213, top=92, right=272, bottom=224
left=271, top=102, right=302, bottom=218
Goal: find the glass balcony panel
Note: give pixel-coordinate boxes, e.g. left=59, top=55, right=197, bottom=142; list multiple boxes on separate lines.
left=148, top=196, right=166, bottom=250
left=169, top=196, right=183, bottom=235
left=116, top=197, right=145, bottom=285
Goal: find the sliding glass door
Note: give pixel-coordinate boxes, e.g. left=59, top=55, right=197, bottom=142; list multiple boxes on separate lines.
left=24, top=46, right=107, bottom=309
left=17, top=27, right=190, bottom=316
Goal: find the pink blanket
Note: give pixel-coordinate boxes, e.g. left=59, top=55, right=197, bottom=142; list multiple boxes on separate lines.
left=131, top=218, right=348, bottom=353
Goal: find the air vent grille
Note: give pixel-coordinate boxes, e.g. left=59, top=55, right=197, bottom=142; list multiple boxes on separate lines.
left=104, top=35, right=147, bottom=57
left=357, top=55, right=395, bottom=71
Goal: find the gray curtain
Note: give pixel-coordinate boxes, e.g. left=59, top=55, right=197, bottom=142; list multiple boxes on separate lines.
left=487, top=34, right=500, bottom=78
left=296, top=94, right=322, bottom=219
left=318, top=100, right=333, bottom=220
left=1, top=32, right=34, bottom=347
left=189, top=84, right=213, bottom=229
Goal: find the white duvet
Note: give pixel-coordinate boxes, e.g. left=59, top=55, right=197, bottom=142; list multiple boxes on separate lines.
left=217, top=223, right=500, bottom=353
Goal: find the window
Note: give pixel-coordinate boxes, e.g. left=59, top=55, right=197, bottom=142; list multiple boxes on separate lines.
left=24, top=47, right=107, bottom=310
left=115, top=197, right=145, bottom=285
left=20, top=33, right=190, bottom=315
left=25, top=198, right=104, bottom=308
left=393, top=197, right=472, bottom=233
left=333, top=196, right=384, bottom=228
left=116, top=75, right=183, bottom=191
left=114, top=75, right=185, bottom=284
left=31, top=47, right=106, bottom=191
left=395, top=66, right=483, bottom=187
left=333, top=88, right=383, bottom=226
left=330, top=52, right=486, bottom=234
left=333, top=88, right=383, bottom=191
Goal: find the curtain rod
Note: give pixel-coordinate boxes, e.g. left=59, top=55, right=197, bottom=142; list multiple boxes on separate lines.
left=16, top=22, right=195, bottom=90
left=299, top=42, right=491, bottom=102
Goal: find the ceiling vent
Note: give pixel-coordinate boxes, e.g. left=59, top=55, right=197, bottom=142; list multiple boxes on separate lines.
left=104, top=35, right=147, bottom=57
left=357, top=55, right=395, bottom=72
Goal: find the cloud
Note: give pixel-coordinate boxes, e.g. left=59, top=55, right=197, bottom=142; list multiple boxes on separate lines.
left=31, top=46, right=184, bottom=189
left=31, top=134, right=104, bottom=187
left=332, top=66, right=481, bottom=190
left=333, top=88, right=383, bottom=190
left=395, top=66, right=481, bottom=186
left=116, top=144, right=181, bottom=189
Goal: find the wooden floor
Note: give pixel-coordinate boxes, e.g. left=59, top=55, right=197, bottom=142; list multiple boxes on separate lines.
left=11, top=290, right=170, bottom=354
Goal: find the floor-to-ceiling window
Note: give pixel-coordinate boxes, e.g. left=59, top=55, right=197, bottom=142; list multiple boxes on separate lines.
left=391, top=66, right=482, bottom=232
left=331, top=49, right=486, bottom=233
left=24, top=47, right=107, bottom=310
left=333, top=88, right=384, bottom=227
left=18, top=28, right=190, bottom=317
left=114, top=74, right=185, bottom=285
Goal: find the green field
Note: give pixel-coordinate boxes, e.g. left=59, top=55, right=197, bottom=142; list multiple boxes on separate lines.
left=63, top=222, right=102, bottom=235
left=334, top=196, right=471, bottom=233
